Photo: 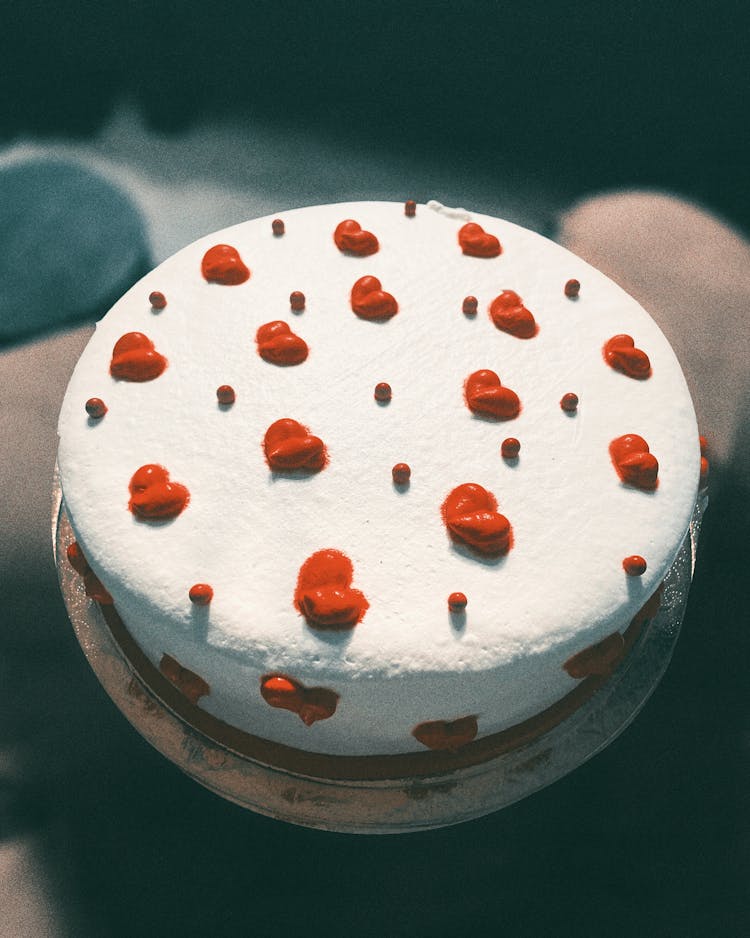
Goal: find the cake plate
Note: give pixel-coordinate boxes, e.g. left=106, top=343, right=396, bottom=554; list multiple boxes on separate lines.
left=53, top=472, right=706, bottom=834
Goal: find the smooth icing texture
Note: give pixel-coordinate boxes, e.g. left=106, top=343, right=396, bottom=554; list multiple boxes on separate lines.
left=57, top=201, right=701, bottom=758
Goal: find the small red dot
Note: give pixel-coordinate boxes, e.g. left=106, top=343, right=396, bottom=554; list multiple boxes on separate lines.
left=85, top=397, right=107, bottom=419
left=448, top=592, right=467, bottom=611
left=501, top=437, right=520, bottom=459
left=392, top=462, right=411, bottom=484
left=374, top=382, right=392, bottom=402
left=216, top=385, right=236, bottom=405
left=564, top=279, right=580, bottom=298
left=560, top=392, right=579, bottom=412
left=149, top=291, right=167, bottom=309
left=623, top=555, right=647, bottom=576
left=699, top=434, right=708, bottom=455
left=272, top=219, right=285, bottom=236
left=405, top=200, right=416, bottom=217
left=290, top=291, right=305, bottom=311
left=462, top=295, right=478, bottom=315
left=189, top=583, right=214, bottom=605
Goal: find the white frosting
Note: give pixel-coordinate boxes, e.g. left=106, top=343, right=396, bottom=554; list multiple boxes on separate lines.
left=57, top=202, right=700, bottom=756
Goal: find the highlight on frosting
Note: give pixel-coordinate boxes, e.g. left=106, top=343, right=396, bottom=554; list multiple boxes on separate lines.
left=263, top=418, right=327, bottom=472
left=201, top=244, right=250, bottom=285
left=603, top=334, right=652, bottom=379
left=256, top=321, right=309, bottom=366
left=442, top=482, right=513, bottom=556
left=294, top=548, right=369, bottom=631
left=489, top=290, right=538, bottom=338
left=609, top=434, right=659, bottom=490
left=464, top=369, right=521, bottom=420
left=109, top=332, right=167, bottom=382
left=412, top=715, right=478, bottom=751
left=333, top=219, right=379, bottom=256
left=350, top=275, right=398, bottom=320
left=159, top=653, right=210, bottom=703
left=563, top=632, right=626, bottom=679
left=128, top=464, right=190, bottom=520
left=458, top=222, right=502, bottom=258
left=260, top=673, right=339, bottom=725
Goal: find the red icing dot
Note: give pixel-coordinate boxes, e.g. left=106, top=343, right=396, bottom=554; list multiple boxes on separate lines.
left=699, top=434, right=709, bottom=455
left=216, top=385, right=236, bottom=405
left=392, top=463, right=411, bottom=484
left=489, top=290, right=538, bottom=338
left=289, top=290, right=306, bottom=311
left=623, top=555, right=647, bottom=576
left=260, top=673, right=339, bottom=726
left=350, top=276, right=398, bottom=321
left=462, top=295, right=478, bottom=315
left=442, top=483, right=513, bottom=556
left=189, top=583, right=214, bottom=605
left=110, top=332, right=167, bottom=382
left=201, top=244, right=250, bottom=285
left=560, top=392, right=579, bottom=412
left=609, top=434, right=659, bottom=490
left=128, top=464, right=190, bottom=520
left=404, top=200, right=417, bottom=217
left=66, top=541, right=89, bottom=575
left=564, top=632, right=625, bottom=679
left=159, top=654, right=210, bottom=703
left=564, top=278, right=580, bottom=298
left=85, top=397, right=107, bottom=419
left=448, top=592, right=467, bottom=612
left=465, top=369, right=521, bottom=420
left=603, top=334, right=652, bottom=379
left=149, top=290, right=167, bottom=309
left=458, top=222, right=502, bottom=258
left=264, top=418, right=327, bottom=472
left=294, top=549, right=369, bottom=631
left=334, top=219, right=379, bottom=256
left=256, top=321, right=308, bottom=365
left=272, top=218, right=285, bottom=236
left=501, top=437, right=520, bottom=459
left=374, top=382, right=392, bottom=402
left=412, top=715, right=478, bottom=752
left=66, top=542, right=113, bottom=604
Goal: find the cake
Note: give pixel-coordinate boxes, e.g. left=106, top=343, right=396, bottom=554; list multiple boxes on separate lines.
left=56, top=200, right=702, bottom=777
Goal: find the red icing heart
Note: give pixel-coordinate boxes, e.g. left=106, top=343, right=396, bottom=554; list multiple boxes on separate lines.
left=128, top=464, right=190, bottom=520
left=412, top=715, right=478, bottom=752
left=294, top=548, right=369, bottom=630
left=442, top=483, right=513, bottom=556
left=201, top=244, right=250, bottom=284
left=609, top=434, right=659, bottom=490
left=66, top=541, right=114, bottom=604
left=489, top=290, right=538, bottom=338
left=603, top=334, right=651, bottom=379
left=256, top=321, right=309, bottom=365
left=263, top=418, right=327, bottom=472
left=350, top=276, right=399, bottom=321
left=334, top=219, right=379, bottom=256
left=110, top=332, right=167, bottom=382
left=260, top=674, right=339, bottom=726
left=458, top=222, right=502, bottom=258
left=563, top=632, right=625, bottom=679
left=159, top=654, right=210, bottom=704
left=464, top=369, right=521, bottom=420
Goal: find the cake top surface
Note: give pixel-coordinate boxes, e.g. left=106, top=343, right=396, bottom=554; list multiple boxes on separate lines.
left=57, top=200, right=700, bottom=681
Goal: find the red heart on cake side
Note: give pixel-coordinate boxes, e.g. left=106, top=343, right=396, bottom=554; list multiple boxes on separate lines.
left=442, top=482, right=513, bottom=556
left=294, top=548, right=369, bottom=630
left=110, top=332, right=167, bottom=382
left=350, top=275, right=399, bottom=321
left=260, top=674, right=340, bottom=726
left=609, top=434, right=659, bottom=490
left=159, top=654, right=210, bottom=704
left=603, top=334, right=651, bottom=379
left=464, top=369, right=521, bottom=420
left=563, top=632, right=626, bottom=679
left=412, top=715, right=478, bottom=752
left=201, top=243, right=250, bottom=284
left=256, top=321, right=309, bottom=365
left=263, top=418, right=327, bottom=472
left=333, top=219, right=379, bottom=256
left=458, top=222, right=502, bottom=258
left=489, top=290, right=538, bottom=338
left=128, top=464, right=190, bottom=520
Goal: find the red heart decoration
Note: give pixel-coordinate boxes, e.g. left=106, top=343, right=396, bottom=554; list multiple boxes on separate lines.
left=464, top=369, right=521, bottom=420
left=110, top=332, right=167, bottom=382
left=201, top=243, right=250, bottom=284
left=260, top=673, right=340, bottom=726
left=128, top=464, right=190, bottom=520
left=294, top=548, right=369, bottom=630
left=334, top=219, right=379, bottom=256
left=609, top=434, right=659, bottom=490
left=350, top=275, right=399, bottom=320
left=263, top=418, right=327, bottom=471
left=412, top=715, right=478, bottom=752
left=489, top=290, right=538, bottom=338
left=159, top=654, right=210, bottom=704
left=256, top=320, right=309, bottom=365
left=458, top=222, right=502, bottom=258
left=442, top=482, right=513, bottom=556
left=603, top=334, right=651, bottom=378
left=563, top=632, right=626, bottom=679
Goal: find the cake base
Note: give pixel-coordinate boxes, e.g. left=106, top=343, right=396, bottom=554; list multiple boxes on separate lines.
left=54, top=472, right=705, bottom=833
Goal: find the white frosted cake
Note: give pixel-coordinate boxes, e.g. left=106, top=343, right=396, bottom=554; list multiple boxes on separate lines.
left=56, top=200, right=701, bottom=774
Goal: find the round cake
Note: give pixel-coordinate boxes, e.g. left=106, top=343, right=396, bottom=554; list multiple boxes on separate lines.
left=56, top=200, right=701, bottom=771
